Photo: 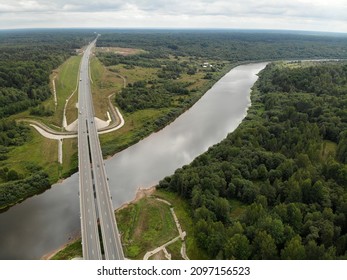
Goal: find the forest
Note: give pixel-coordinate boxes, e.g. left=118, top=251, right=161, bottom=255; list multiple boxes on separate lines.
left=97, top=30, right=347, bottom=62
left=113, top=61, right=213, bottom=114
left=0, top=30, right=95, bottom=209
left=159, top=61, right=347, bottom=259
left=0, top=30, right=94, bottom=118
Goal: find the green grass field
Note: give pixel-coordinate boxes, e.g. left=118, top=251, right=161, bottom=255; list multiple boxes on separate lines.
left=108, top=64, right=158, bottom=85
left=50, top=188, right=207, bottom=260
left=90, top=57, right=124, bottom=120
left=165, top=239, right=184, bottom=260
left=52, top=55, right=81, bottom=125
left=154, top=189, right=209, bottom=260
left=4, top=127, right=60, bottom=183
left=59, top=56, right=82, bottom=125
left=116, top=196, right=178, bottom=259
left=100, top=108, right=170, bottom=156
left=61, top=138, right=78, bottom=178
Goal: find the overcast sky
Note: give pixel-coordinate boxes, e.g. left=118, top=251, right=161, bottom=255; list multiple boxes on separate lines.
left=0, top=0, right=346, bottom=33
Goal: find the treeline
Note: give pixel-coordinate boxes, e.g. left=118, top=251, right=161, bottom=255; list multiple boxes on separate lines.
left=106, top=50, right=225, bottom=113
left=97, top=30, right=347, bottom=61
left=159, top=62, right=347, bottom=259
left=99, top=52, right=164, bottom=68
left=0, top=120, right=30, bottom=148
left=116, top=79, right=191, bottom=113
left=0, top=120, right=30, bottom=163
left=0, top=168, right=50, bottom=210
left=0, top=120, right=50, bottom=209
left=117, top=81, right=172, bottom=112
left=30, top=104, right=54, bottom=117
left=0, top=30, right=95, bottom=209
left=0, top=30, right=95, bottom=118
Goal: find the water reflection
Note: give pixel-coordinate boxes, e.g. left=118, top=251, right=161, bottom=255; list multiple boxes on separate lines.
left=0, top=63, right=267, bottom=259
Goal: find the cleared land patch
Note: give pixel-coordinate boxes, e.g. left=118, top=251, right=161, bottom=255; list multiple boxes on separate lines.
left=116, top=196, right=178, bottom=259
left=96, top=47, right=146, bottom=56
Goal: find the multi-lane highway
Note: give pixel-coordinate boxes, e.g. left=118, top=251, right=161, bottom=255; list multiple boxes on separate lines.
left=78, top=38, right=124, bottom=260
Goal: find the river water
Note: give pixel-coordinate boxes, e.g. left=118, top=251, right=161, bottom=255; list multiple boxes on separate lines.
left=0, top=62, right=267, bottom=259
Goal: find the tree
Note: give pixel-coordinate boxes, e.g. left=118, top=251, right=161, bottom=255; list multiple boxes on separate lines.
left=260, top=180, right=276, bottom=205
left=194, top=206, right=216, bottom=222
left=305, top=240, right=326, bottom=260
left=252, top=230, right=278, bottom=259
left=257, top=164, right=268, bottom=180
left=243, top=203, right=266, bottom=225
left=7, top=169, right=19, bottom=181
left=257, top=215, right=285, bottom=245
left=225, top=234, right=252, bottom=260
left=286, top=203, right=303, bottom=232
left=213, top=197, right=230, bottom=223
left=229, top=221, right=244, bottom=235
left=281, top=235, right=306, bottom=259
left=187, top=67, right=197, bottom=75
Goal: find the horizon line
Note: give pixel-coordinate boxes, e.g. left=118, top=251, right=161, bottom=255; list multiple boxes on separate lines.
left=0, top=27, right=346, bottom=36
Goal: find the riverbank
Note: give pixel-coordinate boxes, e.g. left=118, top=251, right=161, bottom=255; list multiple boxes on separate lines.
left=156, top=60, right=347, bottom=259
left=48, top=187, right=198, bottom=260
left=0, top=63, right=267, bottom=259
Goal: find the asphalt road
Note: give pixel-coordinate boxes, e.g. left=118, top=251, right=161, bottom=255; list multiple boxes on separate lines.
left=78, top=38, right=124, bottom=260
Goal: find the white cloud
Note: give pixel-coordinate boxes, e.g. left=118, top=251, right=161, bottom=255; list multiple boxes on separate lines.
left=0, top=0, right=346, bottom=33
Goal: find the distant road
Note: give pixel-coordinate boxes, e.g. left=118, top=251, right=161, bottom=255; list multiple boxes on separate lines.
left=78, top=38, right=124, bottom=260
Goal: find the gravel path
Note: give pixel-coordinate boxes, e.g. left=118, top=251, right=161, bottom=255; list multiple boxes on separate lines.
left=142, top=198, right=189, bottom=260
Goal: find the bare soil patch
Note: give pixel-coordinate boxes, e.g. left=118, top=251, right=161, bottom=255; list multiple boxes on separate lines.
left=96, top=47, right=145, bottom=56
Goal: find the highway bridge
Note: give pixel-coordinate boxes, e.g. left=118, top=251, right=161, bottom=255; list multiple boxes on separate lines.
left=78, top=38, right=124, bottom=260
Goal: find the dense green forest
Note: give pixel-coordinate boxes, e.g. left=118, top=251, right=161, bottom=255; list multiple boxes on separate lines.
left=159, top=61, right=347, bottom=259
left=0, top=30, right=95, bottom=209
left=97, top=30, right=347, bottom=61
left=0, top=30, right=94, bottom=117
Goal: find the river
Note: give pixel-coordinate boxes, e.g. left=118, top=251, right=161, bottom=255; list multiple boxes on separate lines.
left=0, top=62, right=267, bottom=259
